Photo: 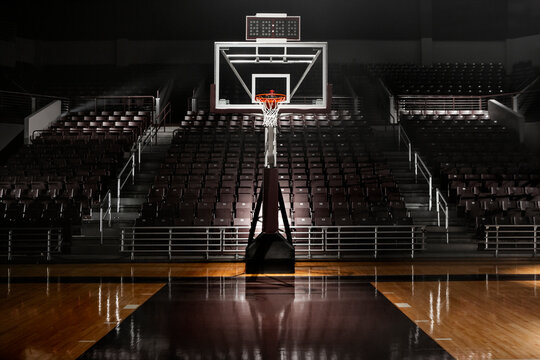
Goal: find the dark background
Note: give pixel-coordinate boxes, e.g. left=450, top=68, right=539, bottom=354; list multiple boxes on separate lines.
left=2, top=0, right=539, bottom=41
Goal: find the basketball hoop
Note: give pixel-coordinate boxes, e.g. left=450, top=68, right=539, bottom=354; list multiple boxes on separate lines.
left=255, top=90, right=287, bottom=127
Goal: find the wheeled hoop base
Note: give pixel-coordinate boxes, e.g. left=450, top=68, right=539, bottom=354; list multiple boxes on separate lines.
left=245, top=232, right=295, bottom=274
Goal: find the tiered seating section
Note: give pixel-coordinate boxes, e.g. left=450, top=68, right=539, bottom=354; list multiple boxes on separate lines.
left=370, top=63, right=505, bottom=95
left=180, top=110, right=363, bottom=132
left=0, top=110, right=146, bottom=230
left=137, top=111, right=411, bottom=228
left=47, top=110, right=150, bottom=138
left=403, top=111, right=540, bottom=234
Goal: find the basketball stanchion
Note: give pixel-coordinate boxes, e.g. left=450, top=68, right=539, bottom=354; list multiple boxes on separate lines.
left=212, top=13, right=329, bottom=273
left=245, top=90, right=295, bottom=274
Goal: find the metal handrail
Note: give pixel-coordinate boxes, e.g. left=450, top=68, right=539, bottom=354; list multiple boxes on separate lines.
left=114, top=101, right=171, bottom=213
left=121, top=225, right=425, bottom=260
left=397, top=124, right=412, bottom=166
left=0, top=89, right=69, bottom=101
left=484, top=225, right=539, bottom=257
left=518, top=74, right=540, bottom=94
left=378, top=79, right=397, bottom=124
left=397, top=87, right=540, bottom=114
left=513, top=76, right=540, bottom=113
left=67, top=95, right=156, bottom=120
left=399, top=91, right=524, bottom=100
left=0, top=90, right=70, bottom=118
left=116, top=153, right=136, bottom=212
left=414, top=152, right=433, bottom=211
left=134, top=102, right=171, bottom=167
left=397, top=93, right=516, bottom=112
left=435, top=188, right=449, bottom=243
left=379, top=78, right=393, bottom=97
left=330, top=96, right=357, bottom=111
left=99, top=190, right=112, bottom=243
left=2, top=228, right=63, bottom=261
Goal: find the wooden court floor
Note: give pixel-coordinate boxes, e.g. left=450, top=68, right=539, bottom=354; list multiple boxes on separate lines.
left=1, top=260, right=540, bottom=360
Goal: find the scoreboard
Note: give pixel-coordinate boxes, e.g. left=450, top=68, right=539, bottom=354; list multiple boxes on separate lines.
left=246, top=14, right=301, bottom=41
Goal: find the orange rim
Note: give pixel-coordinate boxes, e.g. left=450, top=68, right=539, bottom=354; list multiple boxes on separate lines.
left=255, top=90, right=287, bottom=105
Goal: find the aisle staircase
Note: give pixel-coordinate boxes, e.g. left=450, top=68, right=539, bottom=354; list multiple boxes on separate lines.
left=66, top=127, right=176, bottom=260
left=384, top=135, right=486, bottom=258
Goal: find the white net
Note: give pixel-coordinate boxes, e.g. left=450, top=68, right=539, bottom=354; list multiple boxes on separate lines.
left=256, top=92, right=286, bottom=128
left=259, top=100, right=281, bottom=128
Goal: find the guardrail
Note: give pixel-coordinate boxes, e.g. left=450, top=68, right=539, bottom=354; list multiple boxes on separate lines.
left=397, top=124, right=412, bottom=167
left=70, top=95, right=156, bottom=114
left=484, top=225, right=539, bottom=257
left=112, top=101, right=172, bottom=213
left=133, top=102, right=171, bottom=171
left=1, top=228, right=63, bottom=261
left=379, top=79, right=397, bottom=124
left=116, top=153, right=136, bottom=212
left=513, top=76, right=540, bottom=114
left=99, top=190, right=112, bottom=242
left=91, top=101, right=171, bottom=233
left=331, top=96, right=357, bottom=112
left=120, top=225, right=425, bottom=260
left=435, top=188, right=449, bottom=242
left=0, top=90, right=70, bottom=118
left=397, top=93, right=516, bottom=112
left=414, top=152, right=433, bottom=211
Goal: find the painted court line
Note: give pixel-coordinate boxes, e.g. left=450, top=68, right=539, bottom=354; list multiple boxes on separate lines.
left=395, top=303, right=411, bottom=308
left=123, top=304, right=139, bottom=309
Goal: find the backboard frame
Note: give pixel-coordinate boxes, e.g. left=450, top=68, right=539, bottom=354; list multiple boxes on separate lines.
left=212, top=41, right=330, bottom=114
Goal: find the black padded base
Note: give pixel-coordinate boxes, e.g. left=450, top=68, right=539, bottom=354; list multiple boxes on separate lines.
left=245, top=232, right=295, bottom=274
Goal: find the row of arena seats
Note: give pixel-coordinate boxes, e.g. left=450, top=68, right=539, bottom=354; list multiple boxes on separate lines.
left=404, top=117, right=515, bottom=144
left=399, top=109, right=490, bottom=119
left=0, top=110, right=144, bottom=229
left=136, top=125, right=412, bottom=227
left=181, top=110, right=365, bottom=132
left=44, top=110, right=151, bottom=138
left=402, top=113, right=540, bottom=234
left=369, top=63, right=506, bottom=95
left=0, top=199, right=82, bottom=228
left=0, top=139, right=129, bottom=226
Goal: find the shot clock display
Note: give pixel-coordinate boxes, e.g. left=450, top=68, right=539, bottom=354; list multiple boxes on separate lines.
left=246, top=15, right=301, bottom=41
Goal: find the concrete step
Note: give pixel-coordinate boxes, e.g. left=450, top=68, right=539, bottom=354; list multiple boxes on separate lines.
left=122, top=184, right=151, bottom=193
left=135, top=173, right=155, bottom=182
left=76, top=127, right=175, bottom=257
left=390, top=167, right=415, bottom=173
left=400, top=183, right=431, bottom=191
left=140, top=163, right=161, bottom=171
left=141, top=151, right=168, bottom=160
left=119, top=197, right=146, bottom=205
left=403, top=193, right=430, bottom=201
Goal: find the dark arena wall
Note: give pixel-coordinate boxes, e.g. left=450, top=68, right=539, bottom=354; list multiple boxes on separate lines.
left=2, top=2, right=540, bottom=359
left=1, top=0, right=540, bottom=67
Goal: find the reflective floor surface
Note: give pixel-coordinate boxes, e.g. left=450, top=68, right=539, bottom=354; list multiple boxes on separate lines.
left=79, top=277, right=452, bottom=360
left=0, top=282, right=163, bottom=360
left=4, top=260, right=540, bottom=278
left=376, top=279, right=540, bottom=360
left=3, top=261, right=540, bottom=359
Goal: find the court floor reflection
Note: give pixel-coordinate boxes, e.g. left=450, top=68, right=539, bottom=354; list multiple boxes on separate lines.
left=79, top=277, right=452, bottom=359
